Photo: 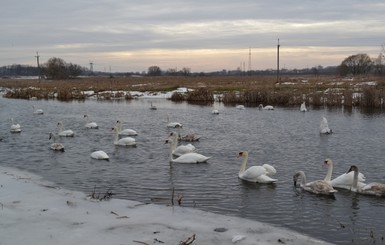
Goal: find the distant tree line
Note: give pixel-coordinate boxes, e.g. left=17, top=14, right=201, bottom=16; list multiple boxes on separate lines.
left=0, top=57, right=88, bottom=79
left=2, top=50, right=385, bottom=79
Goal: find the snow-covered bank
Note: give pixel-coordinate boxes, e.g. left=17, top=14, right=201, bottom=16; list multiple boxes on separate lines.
left=0, top=166, right=333, bottom=245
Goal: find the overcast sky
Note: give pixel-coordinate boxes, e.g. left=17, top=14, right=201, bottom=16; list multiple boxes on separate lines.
left=1, top=0, right=385, bottom=72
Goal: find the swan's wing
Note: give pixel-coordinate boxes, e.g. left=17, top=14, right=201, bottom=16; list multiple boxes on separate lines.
left=120, top=129, right=137, bottom=135
left=306, top=180, right=337, bottom=194
left=320, top=117, right=330, bottom=133
left=173, top=153, right=210, bottom=163
left=118, top=137, right=136, bottom=146
left=331, top=171, right=366, bottom=189
left=51, top=143, right=64, bottom=151
left=300, top=103, right=307, bottom=111
left=262, top=164, right=277, bottom=176
left=361, top=182, right=385, bottom=196
left=173, top=145, right=195, bottom=156
left=185, top=144, right=196, bottom=151
left=91, top=151, right=109, bottom=159
left=256, top=175, right=278, bottom=183
left=240, top=166, right=266, bottom=181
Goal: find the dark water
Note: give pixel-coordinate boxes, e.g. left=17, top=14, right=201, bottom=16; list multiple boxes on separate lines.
left=1, top=96, right=385, bottom=245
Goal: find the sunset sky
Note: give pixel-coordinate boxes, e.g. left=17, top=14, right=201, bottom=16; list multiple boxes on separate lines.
left=1, top=1, right=384, bottom=72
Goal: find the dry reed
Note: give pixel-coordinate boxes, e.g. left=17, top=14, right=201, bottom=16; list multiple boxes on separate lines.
left=1, top=75, right=385, bottom=108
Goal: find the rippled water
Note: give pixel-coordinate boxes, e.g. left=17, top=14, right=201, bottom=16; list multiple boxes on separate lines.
left=1, top=97, right=385, bottom=245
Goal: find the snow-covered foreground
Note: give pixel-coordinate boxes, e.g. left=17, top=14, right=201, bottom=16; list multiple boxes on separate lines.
left=0, top=166, right=333, bottom=245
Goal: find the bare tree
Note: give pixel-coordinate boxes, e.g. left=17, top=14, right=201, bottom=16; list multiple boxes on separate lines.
left=180, top=67, right=191, bottom=76
left=147, top=66, right=162, bottom=76
left=166, top=68, right=178, bottom=76
left=373, top=44, right=385, bottom=76
left=43, top=57, right=68, bottom=79
left=340, top=53, right=373, bottom=75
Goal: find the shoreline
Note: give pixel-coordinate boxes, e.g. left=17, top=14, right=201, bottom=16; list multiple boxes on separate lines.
left=0, top=166, right=334, bottom=245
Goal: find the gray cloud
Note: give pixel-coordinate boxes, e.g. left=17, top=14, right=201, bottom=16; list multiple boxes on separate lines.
left=1, top=0, right=384, bottom=72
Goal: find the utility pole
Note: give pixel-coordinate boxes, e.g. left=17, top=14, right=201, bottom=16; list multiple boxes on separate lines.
left=277, top=39, right=280, bottom=84
left=89, top=61, right=94, bottom=75
left=35, top=51, right=41, bottom=81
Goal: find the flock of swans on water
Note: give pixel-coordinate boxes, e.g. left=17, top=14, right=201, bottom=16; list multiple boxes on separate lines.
left=8, top=102, right=385, bottom=198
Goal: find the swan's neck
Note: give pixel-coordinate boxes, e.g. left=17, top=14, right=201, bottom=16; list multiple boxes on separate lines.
left=85, top=116, right=90, bottom=123
left=352, top=168, right=359, bottom=191
left=324, top=162, right=333, bottom=182
left=171, top=133, right=179, bottom=150
left=58, top=124, right=63, bottom=133
left=114, top=130, right=119, bottom=143
left=299, top=172, right=307, bottom=187
left=168, top=142, right=176, bottom=162
left=239, top=155, right=249, bottom=176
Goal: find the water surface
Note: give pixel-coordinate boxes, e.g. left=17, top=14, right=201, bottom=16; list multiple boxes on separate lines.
left=1, top=97, right=385, bottom=245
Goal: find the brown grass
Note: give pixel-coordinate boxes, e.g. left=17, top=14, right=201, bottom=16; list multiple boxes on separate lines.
left=1, top=75, right=385, bottom=107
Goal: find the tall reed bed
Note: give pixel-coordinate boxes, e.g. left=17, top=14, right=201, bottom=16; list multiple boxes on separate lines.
left=1, top=75, right=385, bottom=108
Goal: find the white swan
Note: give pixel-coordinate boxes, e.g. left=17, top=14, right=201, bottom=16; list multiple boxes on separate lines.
left=166, top=114, right=183, bottom=128
left=323, top=159, right=366, bottom=190
left=212, top=109, right=219, bottom=114
left=91, top=150, right=109, bottom=161
left=347, top=165, right=385, bottom=197
left=237, top=151, right=277, bottom=183
left=165, top=139, right=210, bottom=163
left=32, top=106, right=44, bottom=114
left=169, top=132, right=196, bottom=156
left=57, top=122, right=74, bottom=137
left=113, top=127, right=136, bottom=146
left=320, top=116, right=332, bottom=134
left=10, top=118, right=22, bottom=133
left=300, top=102, right=307, bottom=112
left=115, top=120, right=138, bottom=136
left=235, top=105, right=245, bottom=110
left=259, top=104, right=274, bottom=110
left=293, top=171, right=337, bottom=195
left=48, top=132, right=65, bottom=152
left=84, top=114, right=98, bottom=129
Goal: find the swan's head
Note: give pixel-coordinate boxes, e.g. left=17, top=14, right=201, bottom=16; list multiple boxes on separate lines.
left=49, top=132, right=53, bottom=140
left=238, top=151, right=248, bottom=158
left=84, top=114, right=88, bottom=118
left=165, top=139, right=173, bottom=145
left=293, top=171, right=304, bottom=187
left=347, top=165, right=358, bottom=174
left=57, top=122, right=62, bottom=127
left=169, top=131, right=177, bottom=137
left=323, top=159, right=333, bottom=168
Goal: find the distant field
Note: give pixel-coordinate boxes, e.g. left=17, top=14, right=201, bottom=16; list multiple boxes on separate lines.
left=1, top=75, right=385, bottom=107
